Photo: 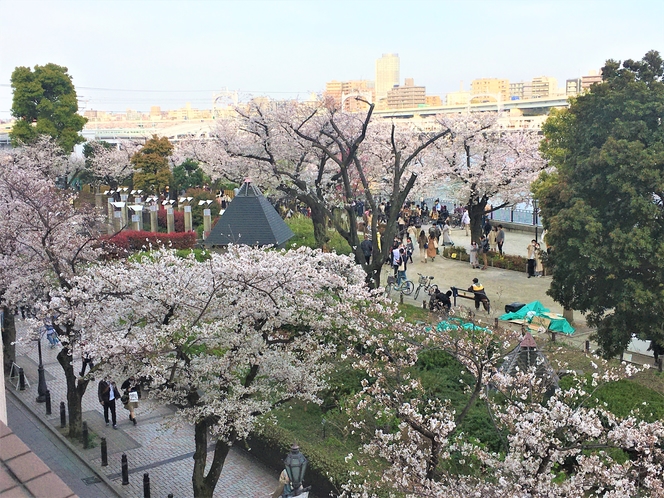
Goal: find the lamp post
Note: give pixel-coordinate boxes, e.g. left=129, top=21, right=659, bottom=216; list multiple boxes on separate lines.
left=282, top=444, right=309, bottom=497
left=36, top=329, right=49, bottom=403
left=533, top=199, right=540, bottom=242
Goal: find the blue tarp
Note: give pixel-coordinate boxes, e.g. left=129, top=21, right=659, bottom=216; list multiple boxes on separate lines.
left=499, top=301, right=575, bottom=335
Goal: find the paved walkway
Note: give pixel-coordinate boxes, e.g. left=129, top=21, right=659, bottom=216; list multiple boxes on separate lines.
left=9, top=319, right=278, bottom=498
left=396, top=225, right=594, bottom=344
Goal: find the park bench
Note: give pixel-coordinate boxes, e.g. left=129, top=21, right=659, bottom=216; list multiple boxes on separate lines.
left=450, top=286, right=491, bottom=312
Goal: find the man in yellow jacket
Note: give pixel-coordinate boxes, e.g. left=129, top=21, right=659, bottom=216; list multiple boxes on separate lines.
left=468, top=278, right=490, bottom=312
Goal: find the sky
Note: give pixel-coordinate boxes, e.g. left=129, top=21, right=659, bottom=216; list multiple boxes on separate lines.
left=1, top=0, right=663, bottom=119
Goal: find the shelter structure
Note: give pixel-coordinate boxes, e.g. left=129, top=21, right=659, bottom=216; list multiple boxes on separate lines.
left=499, top=332, right=559, bottom=391
left=204, top=180, right=294, bottom=248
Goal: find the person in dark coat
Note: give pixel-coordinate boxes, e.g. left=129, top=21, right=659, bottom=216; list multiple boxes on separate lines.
left=98, top=378, right=120, bottom=429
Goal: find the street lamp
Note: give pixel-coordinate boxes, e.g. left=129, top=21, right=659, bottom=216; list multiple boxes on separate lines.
left=532, top=199, right=540, bottom=242
left=36, top=328, right=49, bottom=403
left=283, top=444, right=309, bottom=497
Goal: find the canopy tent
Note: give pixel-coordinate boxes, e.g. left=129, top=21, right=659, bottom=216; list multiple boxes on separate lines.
left=499, top=301, right=575, bottom=335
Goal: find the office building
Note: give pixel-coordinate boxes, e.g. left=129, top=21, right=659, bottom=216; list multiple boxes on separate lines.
left=375, top=54, right=400, bottom=103
left=470, top=78, right=510, bottom=103
left=387, top=78, right=426, bottom=109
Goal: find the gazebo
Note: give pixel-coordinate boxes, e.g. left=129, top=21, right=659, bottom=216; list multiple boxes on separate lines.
left=499, top=332, right=559, bottom=391
left=204, top=180, right=294, bottom=248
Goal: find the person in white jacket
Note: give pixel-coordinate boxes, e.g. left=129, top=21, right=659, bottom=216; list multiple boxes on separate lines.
left=461, top=209, right=470, bottom=236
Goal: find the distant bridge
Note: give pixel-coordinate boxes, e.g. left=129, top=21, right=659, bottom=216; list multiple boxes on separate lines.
left=375, top=95, right=570, bottom=119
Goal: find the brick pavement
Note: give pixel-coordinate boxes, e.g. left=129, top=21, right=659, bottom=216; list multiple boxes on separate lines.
left=10, top=318, right=278, bottom=498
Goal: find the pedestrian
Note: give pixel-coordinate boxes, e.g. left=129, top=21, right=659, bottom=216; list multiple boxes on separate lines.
left=488, top=226, right=498, bottom=252
left=496, top=225, right=505, bottom=256
left=430, top=288, right=452, bottom=312
left=468, top=278, right=490, bottom=312
left=406, top=236, right=414, bottom=264
left=360, top=234, right=372, bottom=265
left=396, top=248, right=408, bottom=286
left=469, top=241, right=479, bottom=269
left=480, top=235, right=490, bottom=270
left=392, top=243, right=401, bottom=277
left=461, top=209, right=470, bottom=236
left=98, top=378, right=121, bottom=429
left=427, top=232, right=438, bottom=262
left=442, top=220, right=454, bottom=246
left=121, top=377, right=140, bottom=426
left=535, top=242, right=544, bottom=277
left=45, top=324, right=60, bottom=349
left=483, top=219, right=492, bottom=237
left=527, top=239, right=537, bottom=278
left=79, top=345, right=94, bottom=377
left=418, top=229, right=428, bottom=263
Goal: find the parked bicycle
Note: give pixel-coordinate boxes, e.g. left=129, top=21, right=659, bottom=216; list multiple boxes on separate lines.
left=385, top=275, right=414, bottom=298
left=413, top=273, right=438, bottom=300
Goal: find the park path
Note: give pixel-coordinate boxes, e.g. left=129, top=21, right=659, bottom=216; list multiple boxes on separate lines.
left=9, top=318, right=278, bottom=498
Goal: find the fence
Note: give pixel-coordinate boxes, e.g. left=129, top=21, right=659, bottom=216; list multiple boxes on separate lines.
left=423, top=198, right=542, bottom=227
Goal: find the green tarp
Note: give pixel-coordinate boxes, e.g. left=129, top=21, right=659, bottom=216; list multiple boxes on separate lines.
left=499, top=301, right=575, bottom=335
left=436, top=317, right=492, bottom=333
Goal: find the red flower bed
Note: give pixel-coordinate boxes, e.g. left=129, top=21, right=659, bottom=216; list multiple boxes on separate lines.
left=101, top=230, right=197, bottom=254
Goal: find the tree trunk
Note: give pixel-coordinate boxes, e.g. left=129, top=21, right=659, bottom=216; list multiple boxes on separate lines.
left=57, top=346, right=88, bottom=439
left=309, top=203, right=329, bottom=250
left=192, top=418, right=231, bottom=498
left=2, top=307, right=16, bottom=375
left=469, top=202, right=486, bottom=244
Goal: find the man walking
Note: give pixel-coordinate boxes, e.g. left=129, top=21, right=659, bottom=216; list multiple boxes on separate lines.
left=496, top=225, right=505, bottom=256
left=98, top=378, right=120, bottom=429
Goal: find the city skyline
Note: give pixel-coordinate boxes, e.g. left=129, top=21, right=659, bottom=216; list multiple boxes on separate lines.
left=1, top=0, right=663, bottom=118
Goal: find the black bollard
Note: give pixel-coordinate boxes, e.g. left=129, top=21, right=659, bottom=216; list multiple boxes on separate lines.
left=121, top=454, right=129, bottom=485
left=399, top=292, right=403, bottom=304
left=167, top=495, right=173, bottom=498
left=659, top=358, right=663, bottom=373
left=101, top=438, right=108, bottom=467
left=45, top=390, right=52, bottom=415
left=18, top=367, right=26, bottom=391
left=494, top=318, right=499, bottom=329
left=143, top=473, right=150, bottom=498
left=585, top=340, right=590, bottom=352
left=82, top=421, right=89, bottom=449
left=60, top=402, right=66, bottom=428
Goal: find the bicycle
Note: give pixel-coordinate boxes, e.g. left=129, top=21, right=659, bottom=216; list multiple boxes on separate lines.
left=413, top=273, right=438, bottom=300
left=385, top=275, right=414, bottom=298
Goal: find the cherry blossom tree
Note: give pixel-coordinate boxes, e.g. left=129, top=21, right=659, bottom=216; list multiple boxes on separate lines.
left=177, top=100, right=451, bottom=288
left=52, top=246, right=386, bottom=498
left=426, top=113, right=546, bottom=242
left=83, top=139, right=140, bottom=189
left=0, top=141, right=104, bottom=437
left=345, top=314, right=664, bottom=497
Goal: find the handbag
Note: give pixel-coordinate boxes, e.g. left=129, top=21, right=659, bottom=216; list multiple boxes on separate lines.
left=129, top=391, right=139, bottom=403
left=424, top=242, right=428, bottom=249
left=121, top=393, right=129, bottom=405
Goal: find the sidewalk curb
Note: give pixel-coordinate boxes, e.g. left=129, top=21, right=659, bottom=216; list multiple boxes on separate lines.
left=7, top=387, right=124, bottom=497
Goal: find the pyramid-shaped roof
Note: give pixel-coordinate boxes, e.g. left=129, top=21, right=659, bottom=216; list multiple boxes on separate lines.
left=499, top=332, right=559, bottom=390
left=204, top=181, right=294, bottom=248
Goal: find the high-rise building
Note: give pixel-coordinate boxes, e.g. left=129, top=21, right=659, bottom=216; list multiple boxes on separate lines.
left=470, top=78, right=510, bottom=103
left=375, top=53, right=400, bottom=103
left=566, top=78, right=582, bottom=96
left=581, top=70, right=602, bottom=90
left=531, top=76, right=558, bottom=99
left=324, top=80, right=374, bottom=112
left=386, top=78, right=425, bottom=109
left=446, top=90, right=471, bottom=105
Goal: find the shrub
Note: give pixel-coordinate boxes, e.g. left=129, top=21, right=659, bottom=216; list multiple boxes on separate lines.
left=442, top=245, right=530, bottom=272
left=157, top=208, right=185, bottom=232
left=101, top=230, right=197, bottom=256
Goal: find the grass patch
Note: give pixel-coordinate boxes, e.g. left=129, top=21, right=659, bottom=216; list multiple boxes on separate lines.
left=285, top=216, right=353, bottom=256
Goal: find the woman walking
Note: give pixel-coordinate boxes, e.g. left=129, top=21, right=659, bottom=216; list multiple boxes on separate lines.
left=418, top=230, right=428, bottom=263
left=427, top=232, right=438, bottom=262
left=121, top=377, right=140, bottom=425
